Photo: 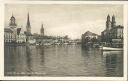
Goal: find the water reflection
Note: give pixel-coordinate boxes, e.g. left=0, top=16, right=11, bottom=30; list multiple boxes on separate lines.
left=4, top=45, right=123, bottom=76
left=81, top=48, right=105, bottom=76
left=26, top=46, right=32, bottom=76
left=102, top=51, right=123, bottom=77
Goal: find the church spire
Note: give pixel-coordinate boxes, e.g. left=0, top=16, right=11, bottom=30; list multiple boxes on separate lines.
left=40, top=23, right=44, bottom=36
left=26, top=12, right=31, bottom=33
left=27, top=12, right=31, bottom=28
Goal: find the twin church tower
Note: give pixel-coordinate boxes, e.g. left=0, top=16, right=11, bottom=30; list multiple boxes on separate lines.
left=9, top=13, right=44, bottom=36
left=106, top=14, right=116, bottom=31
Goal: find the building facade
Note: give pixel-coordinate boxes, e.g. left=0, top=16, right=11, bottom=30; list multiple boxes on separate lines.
left=16, top=28, right=26, bottom=43
left=4, top=14, right=17, bottom=43
left=101, top=14, right=123, bottom=47
left=4, top=14, right=26, bottom=44
left=4, top=28, right=16, bottom=43
left=81, top=31, right=100, bottom=47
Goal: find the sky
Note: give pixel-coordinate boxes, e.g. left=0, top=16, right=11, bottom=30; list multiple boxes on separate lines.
left=5, top=4, right=123, bottom=39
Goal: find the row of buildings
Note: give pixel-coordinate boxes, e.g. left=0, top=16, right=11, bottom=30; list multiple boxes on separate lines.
left=5, top=13, right=123, bottom=47
left=4, top=13, right=80, bottom=45
left=4, top=13, right=44, bottom=44
left=81, top=14, right=123, bottom=48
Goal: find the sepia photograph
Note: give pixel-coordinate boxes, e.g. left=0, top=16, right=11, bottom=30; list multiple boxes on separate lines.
left=4, top=4, right=124, bottom=77
left=1, top=0, right=128, bottom=1
left=0, top=80, right=127, bottom=81
left=1, top=80, right=126, bottom=81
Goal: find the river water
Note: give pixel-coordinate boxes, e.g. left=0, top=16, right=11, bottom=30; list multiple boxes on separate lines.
left=4, top=45, right=123, bottom=76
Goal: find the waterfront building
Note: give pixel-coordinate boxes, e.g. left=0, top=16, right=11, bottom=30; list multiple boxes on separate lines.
left=28, top=36, right=36, bottom=44
left=4, top=28, right=16, bottom=43
left=4, top=14, right=17, bottom=43
left=101, top=14, right=123, bottom=47
left=81, top=31, right=99, bottom=47
left=110, top=25, right=123, bottom=39
left=5, top=14, right=28, bottom=44
left=24, top=31, right=35, bottom=44
left=16, top=28, right=26, bottom=43
left=16, top=33, right=26, bottom=43
left=33, top=34, right=43, bottom=44
left=34, top=34, right=55, bottom=45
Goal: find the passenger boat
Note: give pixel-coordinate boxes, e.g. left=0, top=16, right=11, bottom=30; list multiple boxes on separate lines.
left=102, top=47, right=123, bottom=51
left=100, top=42, right=123, bottom=51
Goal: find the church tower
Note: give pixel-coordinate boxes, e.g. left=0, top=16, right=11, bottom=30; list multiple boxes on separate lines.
left=9, top=14, right=17, bottom=28
left=26, top=13, right=31, bottom=34
left=111, top=15, right=116, bottom=28
left=106, top=14, right=111, bottom=31
left=40, top=24, right=44, bottom=36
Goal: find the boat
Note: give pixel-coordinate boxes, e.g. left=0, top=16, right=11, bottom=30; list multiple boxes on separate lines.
left=63, top=42, right=68, bottom=45
left=101, top=47, right=123, bottom=51
left=43, top=43, right=52, bottom=46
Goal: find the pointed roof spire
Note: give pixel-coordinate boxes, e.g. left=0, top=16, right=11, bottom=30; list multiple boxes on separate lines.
left=26, top=12, right=31, bottom=28
left=41, top=23, right=44, bottom=36
left=107, top=14, right=110, bottom=18
left=107, top=14, right=110, bottom=21
left=112, top=14, right=115, bottom=21
left=112, top=14, right=115, bottom=19
left=41, top=23, right=44, bottom=31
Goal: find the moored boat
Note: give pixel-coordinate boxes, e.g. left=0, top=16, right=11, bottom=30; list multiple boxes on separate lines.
left=101, top=47, right=123, bottom=51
